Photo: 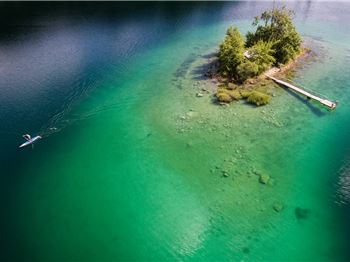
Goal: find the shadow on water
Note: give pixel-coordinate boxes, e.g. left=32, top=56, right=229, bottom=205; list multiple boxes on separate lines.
left=279, top=84, right=328, bottom=117
left=173, top=53, right=199, bottom=80
left=201, top=51, right=218, bottom=59
left=192, top=63, right=210, bottom=81
left=173, top=51, right=220, bottom=87
left=191, top=53, right=219, bottom=81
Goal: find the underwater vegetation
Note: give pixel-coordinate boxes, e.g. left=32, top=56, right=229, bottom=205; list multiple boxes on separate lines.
left=247, top=91, right=270, bottom=106
left=215, top=86, right=270, bottom=106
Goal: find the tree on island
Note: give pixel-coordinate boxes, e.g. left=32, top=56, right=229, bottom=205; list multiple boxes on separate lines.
left=218, top=27, right=245, bottom=79
left=246, top=7, right=301, bottom=64
left=218, top=6, right=301, bottom=83
left=237, top=40, right=276, bottom=82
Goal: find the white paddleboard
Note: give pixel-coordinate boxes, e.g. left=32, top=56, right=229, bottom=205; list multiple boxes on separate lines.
left=19, top=135, right=42, bottom=148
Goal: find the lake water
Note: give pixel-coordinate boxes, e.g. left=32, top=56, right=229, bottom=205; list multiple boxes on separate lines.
left=1, top=2, right=350, bottom=261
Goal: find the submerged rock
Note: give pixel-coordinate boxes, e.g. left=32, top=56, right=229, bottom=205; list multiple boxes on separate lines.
left=267, top=178, right=275, bottom=186
left=251, top=169, right=258, bottom=175
left=222, top=171, right=230, bottom=177
left=273, top=202, right=284, bottom=212
left=259, top=174, right=270, bottom=184
left=186, top=111, right=197, bottom=118
left=242, top=247, right=250, bottom=254
left=295, top=207, right=310, bottom=220
left=186, top=142, right=193, bottom=147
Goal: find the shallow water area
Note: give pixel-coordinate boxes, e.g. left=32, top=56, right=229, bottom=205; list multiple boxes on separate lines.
left=1, top=2, right=350, bottom=261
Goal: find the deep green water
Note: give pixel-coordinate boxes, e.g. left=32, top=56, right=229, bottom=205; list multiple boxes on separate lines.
left=1, top=2, right=350, bottom=261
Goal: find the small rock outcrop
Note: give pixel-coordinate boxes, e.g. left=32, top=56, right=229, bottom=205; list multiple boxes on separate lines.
left=259, top=174, right=270, bottom=184
left=295, top=207, right=310, bottom=220
left=273, top=202, right=284, bottom=212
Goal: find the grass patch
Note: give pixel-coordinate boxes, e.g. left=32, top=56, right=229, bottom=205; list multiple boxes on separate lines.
left=247, top=91, right=270, bottom=106
left=215, top=85, right=271, bottom=106
left=239, top=90, right=252, bottom=99
left=217, top=92, right=233, bottom=103
left=216, top=88, right=242, bottom=103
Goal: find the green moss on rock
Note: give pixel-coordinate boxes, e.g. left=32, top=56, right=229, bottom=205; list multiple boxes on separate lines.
left=247, top=91, right=270, bottom=106
left=295, top=207, right=310, bottom=219
left=240, top=90, right=252, bottom=99
left=216, top=92, right=233, bottom=103
left=227, top=90, right=242, bottom=100
left=216, top=88, right=242, bottom=103
left=273, top=202, right=284, bottom=212
left=259, top=173, right=270, bottom=184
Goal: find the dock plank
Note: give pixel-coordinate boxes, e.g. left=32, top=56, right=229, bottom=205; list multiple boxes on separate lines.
left=265, top=75, right=337, bottom=109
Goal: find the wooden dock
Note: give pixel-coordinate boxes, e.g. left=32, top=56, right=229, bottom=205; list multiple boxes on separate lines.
left=265, top=74, right=337, bottom=110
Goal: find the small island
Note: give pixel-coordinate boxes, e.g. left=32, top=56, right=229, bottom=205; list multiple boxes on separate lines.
left=213, top=7, right=305, bottom=106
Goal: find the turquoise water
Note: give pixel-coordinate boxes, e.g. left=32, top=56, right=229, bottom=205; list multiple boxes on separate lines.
left=1, top=2, right=350, bottom=261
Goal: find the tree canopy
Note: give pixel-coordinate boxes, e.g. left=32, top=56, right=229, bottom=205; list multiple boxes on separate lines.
left=219, top=26, right=245, bottom=79
left=218, top=7, right=301, bottom=82
left=246, top=6, right=301, bottom=64
left=247, top=40, right=275, bottom=74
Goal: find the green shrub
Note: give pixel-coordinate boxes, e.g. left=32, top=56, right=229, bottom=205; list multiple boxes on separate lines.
left=219, top=7, right=301, bottom=83
left=247, top=91, right=270, bottom=106
left=274, top=41, right=299, bottom=64
left=245, top=7, right=301, bottom=64
left=236, top=61, right=259, bottom=82
left=218, top=83, right=227, bottom=88
left=219, top=27, right=245, bottom=79
left=216, top=89, right=242, bottom=103
left=216, top=92, right=233, bottom=103
left=228, top=90, right=242, bottom=100
left=240, top=90, right=252, bottom=99
left=217, top=87, right=226, bottom=94
left=247, top=40, right=276, bottom=74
